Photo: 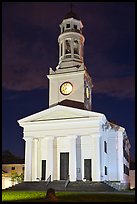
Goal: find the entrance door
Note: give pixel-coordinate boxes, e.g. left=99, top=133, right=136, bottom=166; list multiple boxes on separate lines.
left=84, top=159, right=92, bottom=181
left=41, top=160, right=46, bottom=180
left=60, top=152, right=69, bottom=180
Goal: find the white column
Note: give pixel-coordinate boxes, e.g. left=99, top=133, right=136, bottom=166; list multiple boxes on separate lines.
left=59, top=43, right=61, bottom=59
left=46, top=137, right=54, bottom=181
left=76, top=136, right=82, bottom=180
left=79, top=43, right=82, bottom=59
left=37, top=138, right=41, bottom=181
left=69, top=135, right=77, bottom=181
left=24, top=138, right=32, bottom=181
left=34, top=138, right=38, bottom=181
left=62, top=39, right=65, bottom=57
left=71, top=39, right=74, bottom=58
left=93, top=135, right=101, bottom=181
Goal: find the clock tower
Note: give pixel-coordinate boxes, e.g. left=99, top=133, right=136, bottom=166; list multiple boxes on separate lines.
left=18, top=6, right=131, bottom=188
left=47, top=8, right=93, bottom=111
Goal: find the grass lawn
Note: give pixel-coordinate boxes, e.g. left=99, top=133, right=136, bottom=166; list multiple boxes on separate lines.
left=2, top=190, right=135, bottom=202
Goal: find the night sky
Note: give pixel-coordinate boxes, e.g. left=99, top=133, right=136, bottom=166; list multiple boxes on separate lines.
left=2, top=2, right=135, bottom=160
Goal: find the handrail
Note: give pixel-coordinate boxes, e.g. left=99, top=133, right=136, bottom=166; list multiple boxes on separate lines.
left=46, top=175, right=51, bottom=186
left=65, top=175, right=70, bottom=188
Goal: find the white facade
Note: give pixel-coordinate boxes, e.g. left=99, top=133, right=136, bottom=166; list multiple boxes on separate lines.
left=18, top=9, right=131, bottom=189
left=18, top=105, right=130, bottom=187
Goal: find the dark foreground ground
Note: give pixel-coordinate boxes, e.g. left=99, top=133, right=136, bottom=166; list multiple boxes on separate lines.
left=2, top=190, right=135, bottom=202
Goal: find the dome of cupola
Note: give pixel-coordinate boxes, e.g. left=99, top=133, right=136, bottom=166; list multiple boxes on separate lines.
left=57, top=6, right=85, bottom=70
left=63, top=10, right=80, bottom=20
left=60, top=8, right=83, bottom=34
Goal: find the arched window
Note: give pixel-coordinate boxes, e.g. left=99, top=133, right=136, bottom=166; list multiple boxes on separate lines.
left=65, top=40, right=71, bottom=54
left=74, top=40, right=79, bottom=54
left=86, top=86, right=90, bottom=99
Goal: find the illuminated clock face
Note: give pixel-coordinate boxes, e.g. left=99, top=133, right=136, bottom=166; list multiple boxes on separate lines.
left=60, top=82, right=73, bottom=95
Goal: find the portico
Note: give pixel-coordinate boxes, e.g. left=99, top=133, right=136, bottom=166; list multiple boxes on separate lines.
left=18, top=105, right=105, bottom=182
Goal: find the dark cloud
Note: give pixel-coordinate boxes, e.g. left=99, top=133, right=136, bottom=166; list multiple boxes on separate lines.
left=2, top=37, right=50, bottom=90
left=94, top=76, right=135, bottom=99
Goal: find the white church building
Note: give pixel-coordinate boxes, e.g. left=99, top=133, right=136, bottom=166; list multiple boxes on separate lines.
left=18, top=9, right=131, bottom=189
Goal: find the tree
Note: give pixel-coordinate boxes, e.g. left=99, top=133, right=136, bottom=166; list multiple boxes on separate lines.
left=2, top=150, right=24, bottom=164
left=11, top=172, right=24, bottom=183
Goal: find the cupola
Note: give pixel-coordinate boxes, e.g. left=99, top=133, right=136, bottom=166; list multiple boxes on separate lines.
left=57, top=8, right=85, bottom=69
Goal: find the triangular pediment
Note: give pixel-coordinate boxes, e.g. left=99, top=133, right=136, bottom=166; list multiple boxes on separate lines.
left=18, top=105, right=104, bottom=124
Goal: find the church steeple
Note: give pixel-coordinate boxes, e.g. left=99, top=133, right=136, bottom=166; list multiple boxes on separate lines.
left=57, top=6, right=85, bottom=69
left=47, top=7, right=93, bottom=111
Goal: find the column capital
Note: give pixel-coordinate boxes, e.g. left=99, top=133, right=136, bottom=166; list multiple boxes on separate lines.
left=33, top=138, right=39, bottom=141
left=67, top=135, right=77, bottom=139
left=44, top=136, right=55, bottom=141
left=23, top=137, right=33, bottom=142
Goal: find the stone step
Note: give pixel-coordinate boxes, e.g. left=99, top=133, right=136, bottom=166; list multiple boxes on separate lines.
left=6, top=181, right=118, bottom=192
left=66, top=181, right=117, bottom=192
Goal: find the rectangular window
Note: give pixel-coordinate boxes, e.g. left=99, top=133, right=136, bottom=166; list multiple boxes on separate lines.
left=104, top=141, right=107, bottom=153
left=124, top=164, right=129, bottom=175
left=123, top=147, right=129, bottom=162
left=11, top=167, right=15, bottom=170
left=105, top=166, right=107, bottom=175
left=74, top=25, right=77, bottom=29
left=66, top=24, right=70, bottom=28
